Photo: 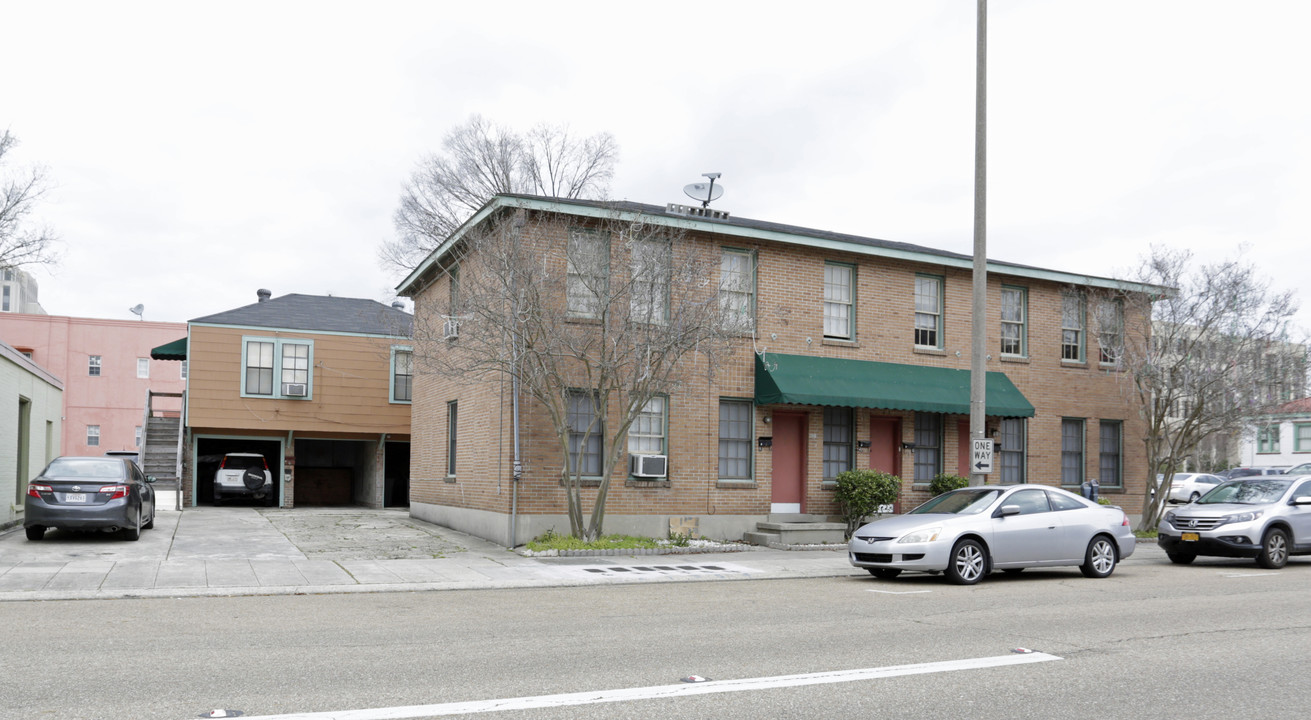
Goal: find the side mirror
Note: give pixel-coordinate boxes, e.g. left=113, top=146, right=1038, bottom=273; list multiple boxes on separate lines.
left=146, top=476, right=157, bottom=484
left=1291, top=496, right=1311, bottom=505
left=995, top=504, right=1021, bottom=518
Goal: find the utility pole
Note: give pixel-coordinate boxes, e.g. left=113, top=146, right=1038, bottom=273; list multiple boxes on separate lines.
left=969, top=0, right=989, bottom=486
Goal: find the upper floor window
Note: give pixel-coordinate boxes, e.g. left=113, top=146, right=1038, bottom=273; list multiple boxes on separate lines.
left=630, top=237, right=670, bottom=324
left=181, top=361, right=189, bottom=380
left=88, top=355, right=102, bottom=376
left=242, top=337, right=313, bottom=399
left=137, top=358, right=150, bottom=379
left=87, top=425, right=100, bottom=446
left=823, top=263, right=854, bottom=339
left=719, top=249, right=755, bottom=333
left=1097, top=299, right=1124, bottom=365
left=2, top=285, right=11, bottom=312
left=447, top=401, right=458, bottom=477
left=914, top=275, right=942, bottom=348
left=391, top=347, right=413, bottom=403
left=1000, top=286, right=1027, bottom=357
left=566, top=230, right=609, bottom=319
left=1062, top=294, right=1085, bottom=362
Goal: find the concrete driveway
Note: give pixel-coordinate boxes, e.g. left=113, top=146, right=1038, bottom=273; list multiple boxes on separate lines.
left=0, top=490, right=858, bottom=601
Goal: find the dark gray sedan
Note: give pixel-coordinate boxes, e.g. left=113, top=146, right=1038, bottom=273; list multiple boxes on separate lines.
left=23, top=456, right=156, bottom=541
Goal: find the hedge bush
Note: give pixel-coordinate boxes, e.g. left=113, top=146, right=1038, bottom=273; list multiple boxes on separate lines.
left=833, top=469, right=902, bottom=540
left=929, top=473, right=970, bottom=496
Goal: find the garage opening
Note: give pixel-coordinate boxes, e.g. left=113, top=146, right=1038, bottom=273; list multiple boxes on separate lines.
left=385, top=441, right=410, bottom=508
left=196, top=438, right=282, bottom=506
left=294, top=439, right=375, bottom=507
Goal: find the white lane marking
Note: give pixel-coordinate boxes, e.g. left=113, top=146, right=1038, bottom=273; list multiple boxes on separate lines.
left=867, top=589, right=933, bottom=594
left=1220, top=572, right=1280, bottom=578
left=234, top=652, right=1061, bottom=719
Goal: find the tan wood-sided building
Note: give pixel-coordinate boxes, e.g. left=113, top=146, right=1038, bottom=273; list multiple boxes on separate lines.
left=399, top=194, right=1160, bottom=547
left=180, top=291, right=413, bottom=508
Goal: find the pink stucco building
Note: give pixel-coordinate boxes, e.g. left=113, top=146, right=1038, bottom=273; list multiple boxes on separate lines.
left=0, top=314, right=187, bottom=457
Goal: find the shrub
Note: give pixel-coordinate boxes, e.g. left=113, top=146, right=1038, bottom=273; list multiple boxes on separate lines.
left=929, top=473, right=969, bottom=496
left=833, top=469, right=902, bottom=540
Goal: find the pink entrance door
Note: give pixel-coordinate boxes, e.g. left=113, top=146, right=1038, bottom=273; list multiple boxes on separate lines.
left=771, top=413, right=806, bottom=513
left=869, top=416, right=901, bottom=476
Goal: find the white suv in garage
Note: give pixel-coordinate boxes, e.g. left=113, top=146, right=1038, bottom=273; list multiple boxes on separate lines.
left=213, top=453, right=276, bottom=506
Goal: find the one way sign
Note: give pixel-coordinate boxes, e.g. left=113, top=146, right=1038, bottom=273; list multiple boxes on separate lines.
left=972, top=439, right=994, bottom=474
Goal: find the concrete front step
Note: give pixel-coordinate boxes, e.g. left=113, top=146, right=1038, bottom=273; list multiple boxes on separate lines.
left=747, top=521, right=847, bottom=546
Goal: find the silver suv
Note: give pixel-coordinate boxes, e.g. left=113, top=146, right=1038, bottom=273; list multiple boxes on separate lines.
left=1159, top=475, right=1311, bottom=568
left=212, top=453, right=275, bottom=506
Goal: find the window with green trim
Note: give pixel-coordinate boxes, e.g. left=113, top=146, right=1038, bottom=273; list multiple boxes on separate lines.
left=242, top=337, right=313, bottom=399
left=914, top=275, right=943, bottom=348
left=719, top=249, right=755, bottom=333
left=1061, top=293, right=1085, bottom=361
left=1000, top=286, right=1027, bottom=357
left=391, top=347, right=413, bottom=403
left=823, top=263, right=854, bottom=339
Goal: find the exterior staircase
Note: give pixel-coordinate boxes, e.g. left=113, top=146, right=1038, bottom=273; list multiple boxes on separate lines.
left=743, top=514, right=847, bottom=546
left=140, top=391, right=184, bottom=489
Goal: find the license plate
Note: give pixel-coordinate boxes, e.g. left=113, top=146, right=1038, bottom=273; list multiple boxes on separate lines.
left=64, top=493, right=87, bottom=503
left=1181, top=532, right=1199, bottom=542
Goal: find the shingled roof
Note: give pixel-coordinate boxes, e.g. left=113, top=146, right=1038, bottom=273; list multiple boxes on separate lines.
left=190, top=293, right=412, bottom=336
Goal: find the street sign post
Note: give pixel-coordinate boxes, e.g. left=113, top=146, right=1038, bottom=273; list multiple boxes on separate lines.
left=972, top=439, right=994, bottom=474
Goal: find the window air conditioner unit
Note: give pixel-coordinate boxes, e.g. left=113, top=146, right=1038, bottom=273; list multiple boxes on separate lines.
left=443, top=319, right=460, bottom=339
left=631, top=454, right=668, bottom=478
left=282, top=382, right=308, bottom=397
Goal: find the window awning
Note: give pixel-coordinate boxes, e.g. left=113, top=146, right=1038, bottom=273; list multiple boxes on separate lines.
left=754, top=352, right=1035, bottom=418
left=150, top=337, right=188, bottom=361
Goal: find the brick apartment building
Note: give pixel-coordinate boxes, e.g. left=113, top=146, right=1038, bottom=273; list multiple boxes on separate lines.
left=399, top=194, right=1155, bottom=547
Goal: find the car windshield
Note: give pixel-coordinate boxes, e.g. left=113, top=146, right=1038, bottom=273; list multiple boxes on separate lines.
left=1199, top=479, right=1292, bottom=505
left=45, top=458, right=123, bottom=478
left=909, top=488, right=1002, bottom=515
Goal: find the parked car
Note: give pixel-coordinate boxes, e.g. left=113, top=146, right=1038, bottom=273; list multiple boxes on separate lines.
left=213, top=452, right=275, bottom=506
left=1167, top=473, right=1226, bottom=504
left=1216, top=467, right=1284, bottom=479
left=847, top=485, right=1136, bottom=585
left=24, top=456, right=156, bottom=541
left=104, top=450, right=141, bottom=466
left=1159, top=476, right=1311, bottom=568
left=1285, top=462, right=1311, bottom=475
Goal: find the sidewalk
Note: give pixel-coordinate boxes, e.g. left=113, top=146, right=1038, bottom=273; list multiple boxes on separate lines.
left=0, top=492, right=860, bottom=602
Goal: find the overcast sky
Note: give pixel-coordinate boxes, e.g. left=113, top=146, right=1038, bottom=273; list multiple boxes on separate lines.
left=2, top=0, right=1307, bottom=332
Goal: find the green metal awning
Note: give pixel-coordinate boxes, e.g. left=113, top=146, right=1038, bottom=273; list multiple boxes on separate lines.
left=754, top=352, right=1035, bottom=417
left=150, top=337, right=188, bottom=361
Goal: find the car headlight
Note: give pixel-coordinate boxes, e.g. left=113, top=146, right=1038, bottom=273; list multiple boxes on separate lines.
left=898, top=527, right=941, bottom=544
left=1163, top=511, right=1175, bottom=525
left=1217, top=510, right=1263, bottom=527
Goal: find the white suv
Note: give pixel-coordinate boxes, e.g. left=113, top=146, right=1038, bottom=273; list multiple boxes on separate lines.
left=213, top=453, right=275, bottom=506
left=1159, top=476, right=1311, bottom=568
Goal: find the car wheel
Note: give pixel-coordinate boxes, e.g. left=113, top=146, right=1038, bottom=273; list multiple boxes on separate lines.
left=143, top=512, right=154, bottom=530
left=123, top=508, right=141, bottom=541
left=242, top=466, right=267, bottom=490
left=264, top=491, right=277, bottom=507
left=1166, top=551, right=1196, bottom=565
left=946, top=539, right=986, bottom=585
left=1080, top=535, right=1118, bottom=578
left=25, top=525, right=44, bottom=541
left=1189, top=492, right=1200, bottom=503
left=867, top=568, right=901, bottom=579
left=1256, top=528, right=1289, bottom=569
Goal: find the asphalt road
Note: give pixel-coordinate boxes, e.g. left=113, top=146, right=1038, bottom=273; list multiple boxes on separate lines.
left=5, top=552, right=1309, bottom=720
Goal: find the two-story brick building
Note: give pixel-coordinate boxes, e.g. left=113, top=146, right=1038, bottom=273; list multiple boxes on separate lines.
left=399, top=194, right=1156, bottom=546
left=179, top=291, right=413, bottom=508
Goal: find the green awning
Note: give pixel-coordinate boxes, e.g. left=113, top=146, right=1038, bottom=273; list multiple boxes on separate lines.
left=150, top=337, right=188, bottom=361
left=754, top=352, right=1035, bottom=417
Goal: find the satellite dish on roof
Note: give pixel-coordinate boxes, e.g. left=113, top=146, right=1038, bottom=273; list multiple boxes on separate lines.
left=683, top=173, right=724, bottom=207
left=129, top=304, right=144, bottom=320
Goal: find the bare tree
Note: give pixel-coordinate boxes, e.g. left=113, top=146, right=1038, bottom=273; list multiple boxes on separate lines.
left=382, top=115, right=617, bottom=274
left=1103, top=246, right=1305, bottom=531
left=411, top=205, right=734, bottom=541
left=0, top=130, right=59, bottom=270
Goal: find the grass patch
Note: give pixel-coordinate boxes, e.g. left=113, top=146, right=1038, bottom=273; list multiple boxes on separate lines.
left=1133, top=529, right=1158, bottom=539
left=526, top=529, right=663, bottom=552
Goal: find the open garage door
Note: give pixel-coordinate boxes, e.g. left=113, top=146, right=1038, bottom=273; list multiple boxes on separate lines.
left=196, top=438, right=282, bottom=507
left=294, top=439, right=375, bottom=507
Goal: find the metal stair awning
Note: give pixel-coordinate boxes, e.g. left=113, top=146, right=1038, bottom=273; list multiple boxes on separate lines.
left=150, top=337, right=187, bottom=361
left=754, top=352, right=1035, bottom=417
